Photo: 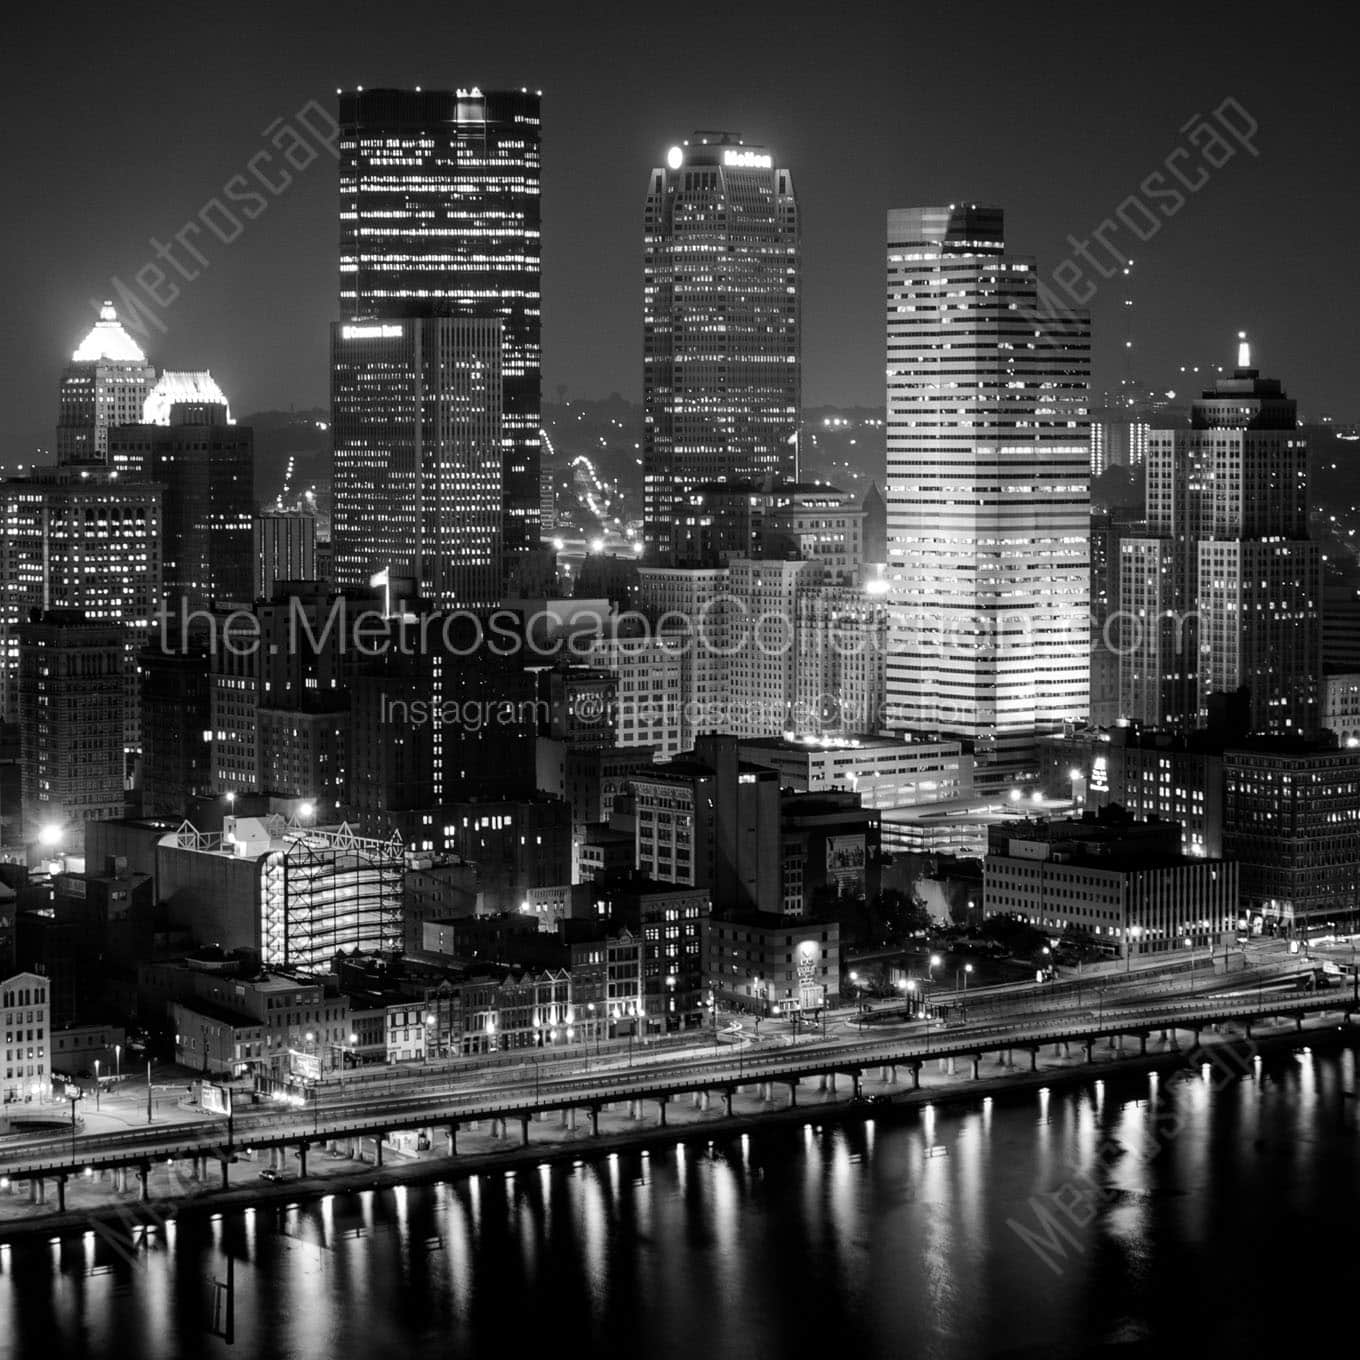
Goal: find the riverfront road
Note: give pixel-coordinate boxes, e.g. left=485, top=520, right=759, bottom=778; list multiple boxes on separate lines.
left=1, top=989, right=1350, bottom=1187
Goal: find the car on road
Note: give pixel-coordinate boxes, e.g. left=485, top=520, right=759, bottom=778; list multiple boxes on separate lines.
left=259, top=1168, right=295, bottom=1183
left=869, top=1094, right=894, bottom=1106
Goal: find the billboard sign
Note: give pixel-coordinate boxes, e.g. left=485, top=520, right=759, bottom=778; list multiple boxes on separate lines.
left=826, top=834, right=866, bottom=892
left=796, top=939, right=819, bottom=984
left=202, top=1082, right=232, bottom=1116
left=288, top=1050, right=322, bottom=1084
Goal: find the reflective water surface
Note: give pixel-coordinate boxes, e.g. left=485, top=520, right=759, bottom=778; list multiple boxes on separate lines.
left=3, top=1041, right=1358, bottom=1359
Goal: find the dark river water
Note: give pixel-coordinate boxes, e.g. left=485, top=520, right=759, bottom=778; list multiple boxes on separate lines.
left=2, top=1038, right=1357, bottom=1359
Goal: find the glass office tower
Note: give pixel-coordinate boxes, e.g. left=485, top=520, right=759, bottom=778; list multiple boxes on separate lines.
left=334, top=87, right=541, bottom=590
left=885, top=205, right=1091, bottom=788
left=643, top=132, right=800, bottom=563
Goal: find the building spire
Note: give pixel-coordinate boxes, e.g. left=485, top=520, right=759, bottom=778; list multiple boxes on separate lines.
left=1237, top=330, right=1251, bottom=371
left=72, top=300, right=148, bottom=363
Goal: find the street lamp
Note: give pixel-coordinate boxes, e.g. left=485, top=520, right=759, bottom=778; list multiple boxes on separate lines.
left=93, top=1059, right=101, bottom=1111
left=68, top=1086, right=81, bottom=1160
left=114, top=1043, right=122, bottom=1082
left=928, top=954, right=941, bottom=983
left=424, top=1013, right=436, bottom=1064
left=38, top=823, right=63, bottom=848
left=897, top=976, right=919, bottom=1018
left=957, top=963, right=973, bottom=1021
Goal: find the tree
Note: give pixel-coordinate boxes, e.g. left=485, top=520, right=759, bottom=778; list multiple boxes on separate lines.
left=868, top=889, right=933, bottom=944
left=980, top=913, right=1048, bottom=958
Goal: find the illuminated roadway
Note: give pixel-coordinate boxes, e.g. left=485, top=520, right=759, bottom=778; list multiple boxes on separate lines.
left=1, top=984, right=1352, bottom=1188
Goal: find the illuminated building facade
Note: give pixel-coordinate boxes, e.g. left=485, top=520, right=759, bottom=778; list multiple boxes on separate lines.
left=596, top=880, right=711, bottom=1032
left=706, top=916, right=840, bottom=1015
left=630, top=734, right=782, bottom=915
left=792, top=585, right=889, bottom=737
left=1119, top=343, right=1320, bottom=733
left=336, top=87, right=541, bottom=578
left=330, top=317, right=504, bottom=609
left=1059, top=727, right=1226, bottom=858
left=637, top=566, right=731, bottom=750
left=1323, top=672, right=1360, bottom=746
left=724, top=557, right=822, bottom=738
left=56, top=302, right=156, bottom=465
left=1089, top=509, right=1139, bottom=728
left=157, top=815, right=403, bottom=971
left=1, top=468, right=161, bottom=756
left=582, top=635, right=684, bottom=756
left=737, top=733, right=973, bottom=810
left=1224, top=740, right=1360, bottom=934
left=643, top=133, right=800, bottom=563
left=141, top=370, right=232, bottom=425
left=983, top=814, right=1236, bottom=957
left=763, top=486, right=867, bottom=586
left=109, top=402, right=254, bottom=610
left=885, top=206, right=1091, bottom=788
left=1, top=972, right=51, bottom=1105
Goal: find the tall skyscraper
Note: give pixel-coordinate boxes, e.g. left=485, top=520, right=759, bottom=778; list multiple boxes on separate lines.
left=334, top=87, right=542, bottom=585
left=1, top=467, right=162, bottom=756
left=884, top=205, right=1091, bottom=786
left=109, top=401, right=255, bottom=610
left=331, top=317, right=504, bottom=609
left=1119, top=339, right=1320, bottom=733
left=643, top=133, right=800, bottom=563
left=56, top=302, right=156, bottom=465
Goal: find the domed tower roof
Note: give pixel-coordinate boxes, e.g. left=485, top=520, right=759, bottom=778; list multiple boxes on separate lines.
left=72, top=301, right=148, bottom=363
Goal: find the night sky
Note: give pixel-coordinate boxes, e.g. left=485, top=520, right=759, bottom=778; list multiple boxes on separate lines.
left=3, top=0, right=1355, bottom=466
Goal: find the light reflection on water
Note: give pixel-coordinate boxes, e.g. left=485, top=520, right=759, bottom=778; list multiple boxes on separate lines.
left=4, top=1041, right=1360, bottom=1360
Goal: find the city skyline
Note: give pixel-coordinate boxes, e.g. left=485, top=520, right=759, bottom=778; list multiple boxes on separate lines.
left=3, top=4, right=1356, bottom=470
left=2, top=10, right=1359, bottom=1354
